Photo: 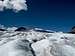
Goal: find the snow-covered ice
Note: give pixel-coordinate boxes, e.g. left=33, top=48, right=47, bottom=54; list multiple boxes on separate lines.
left=0, top=27, right=75, bottom=56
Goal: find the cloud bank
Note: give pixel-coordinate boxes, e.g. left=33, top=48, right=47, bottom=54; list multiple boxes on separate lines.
left=0, top=0, right=27, bottom=12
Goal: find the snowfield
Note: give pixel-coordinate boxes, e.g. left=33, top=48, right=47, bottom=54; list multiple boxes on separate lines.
left=0, top=28, right=75, bottom=56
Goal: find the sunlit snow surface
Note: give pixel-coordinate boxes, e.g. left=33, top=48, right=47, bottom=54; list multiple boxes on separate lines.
left=0, top=30, right=75, bottom=56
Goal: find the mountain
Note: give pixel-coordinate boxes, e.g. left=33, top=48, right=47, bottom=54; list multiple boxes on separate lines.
left=0, top=26, right=75, bottom=56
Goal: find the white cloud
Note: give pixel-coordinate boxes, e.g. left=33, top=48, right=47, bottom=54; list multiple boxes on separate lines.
left=0, top=1, right=4, bottom=11
left=0, top=0, right=27, bottom=12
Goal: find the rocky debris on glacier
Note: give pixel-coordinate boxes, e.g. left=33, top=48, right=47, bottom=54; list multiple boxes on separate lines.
left=0, top=26, right=75, bottom=56
left=15, top=27, right=28, bottom=31
left=0, top=28, right=6, bottom=31
left=68, top=26, right=75, bottom=34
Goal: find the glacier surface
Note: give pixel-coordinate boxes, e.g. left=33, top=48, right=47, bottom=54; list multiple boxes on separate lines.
left=0, top=28, right=75, bottom=56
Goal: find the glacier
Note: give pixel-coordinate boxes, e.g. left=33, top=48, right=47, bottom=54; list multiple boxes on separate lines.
left=0, top=27, right=75, bottom=56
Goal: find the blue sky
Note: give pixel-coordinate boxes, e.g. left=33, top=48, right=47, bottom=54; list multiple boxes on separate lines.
left=0, top=0, right=75, bottom=32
